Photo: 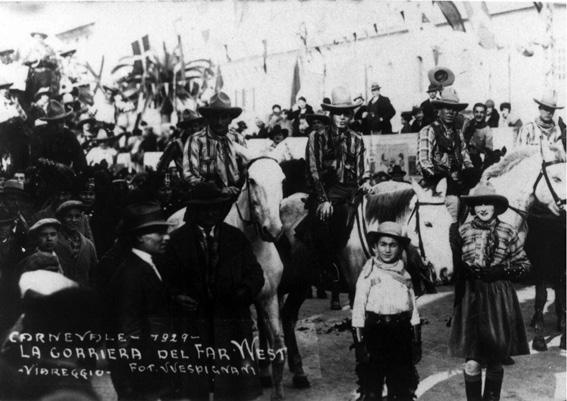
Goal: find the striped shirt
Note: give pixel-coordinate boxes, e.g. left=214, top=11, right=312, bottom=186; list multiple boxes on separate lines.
left=458, top=219, right=530, bottom=280
left=182, top=127, right=246, bottom=188
left=417, top=120, right=473, bottom=177
left=305, top=126, right=369, bottom=202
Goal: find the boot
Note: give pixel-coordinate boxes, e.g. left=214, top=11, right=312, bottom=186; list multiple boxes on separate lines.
left=483, top=367, right=503, bottom=401
left=464, top=372, right=482, bottom=401
left=532, top=335, right=548, bottom=352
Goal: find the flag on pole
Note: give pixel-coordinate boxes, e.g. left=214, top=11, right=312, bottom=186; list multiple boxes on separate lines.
left=290, top=58, right=301, bottom=108
left=435, top=1, right=466, bottom=32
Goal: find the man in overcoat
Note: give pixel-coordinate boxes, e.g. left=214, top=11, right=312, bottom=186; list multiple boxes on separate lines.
left=366, top=83, right=396, bottom=134
left=159, top=181, right=264, bottom=401
left=105, top=201, right=174, bottom=401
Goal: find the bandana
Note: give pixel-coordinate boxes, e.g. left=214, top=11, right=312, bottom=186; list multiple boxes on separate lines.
left=471, top=216, right=500, bottom=268
left=535, top=116, right=556, bottom=138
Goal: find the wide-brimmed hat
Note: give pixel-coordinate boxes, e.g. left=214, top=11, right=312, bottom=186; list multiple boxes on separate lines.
left=370, top=82, right=381, bottom=91
left=428, top=66, right=455, bottom=87
left=29, top=218, right=61, bottom=235
left=92, top=128, right=118, bottom=144
left=0, top=48, right=14, bottom=57
left=30, top=32, right=48, bottom=39
left=388, top=165, right=406, bottom=177
left=59, top=48, right=77, bottom=58
left=268, top=124, right=289, bottom=139
left=305, top=110, right=331, bottom=126
left=461, top=183, right=509, bottom=215
left=198, top=92, right=242, bottom=120
left=186, top=182, right=236, bottom=206
left=431, top=88, right=468, bottom=111
left=76, top=113, right=97, bottom=128
left=40, top=100, right=73, bottom=121
left=534, top=91, right=564, bottom=110
left=118, top=201, right=171, bottom=235
left=177, top=109, right=205, bottom=128
left=321, top=86, right=359, bottom=112
left=0, top=207, right=16, bottom=225
left=55, top=200, right=87, bottom=218
left=0, top=78, right=13, bottom=90
left=367, top=221, right=410, bottom=247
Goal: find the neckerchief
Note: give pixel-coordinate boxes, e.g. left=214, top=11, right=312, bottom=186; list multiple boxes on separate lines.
left=471, top=217, right=500, bottom=267
left=432, top=120, right=463, bottom=171
left=535, top=116, right=556, bottom=137
left=365, top=258, right=412, bottom=288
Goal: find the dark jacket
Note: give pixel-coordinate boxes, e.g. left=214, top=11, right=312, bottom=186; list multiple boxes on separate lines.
left=158, top=222, right=264, bottom=401
left=106, top=251, right=173, bottom=400
left=30, top=124, right=87, bottom=172
left=289, top=105, right=314, bottom=136
left=486, top=109, right=500, bottom=128
left=367, top=95, right=396, bottom=133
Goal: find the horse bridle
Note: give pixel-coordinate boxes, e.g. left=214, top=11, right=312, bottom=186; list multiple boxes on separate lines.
left=406, top=200, right=446, bottom=263
left=533, top=141, right=566, bottom=208
left=235, top=156, right=279, bottom=238
left=355, top=195, right=445, bottom=263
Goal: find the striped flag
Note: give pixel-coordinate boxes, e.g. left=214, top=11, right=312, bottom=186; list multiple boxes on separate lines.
left=131, top=35, right=151, bottom=75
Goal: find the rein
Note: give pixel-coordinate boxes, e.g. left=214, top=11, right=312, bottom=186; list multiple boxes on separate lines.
left=534, top=140, right=566, bottom=208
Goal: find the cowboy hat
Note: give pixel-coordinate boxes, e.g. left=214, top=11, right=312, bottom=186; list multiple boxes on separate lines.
left=40, top=100, right=73, bottom=121
left=198, top=92, right=242, bottom=120
left=461, top=182, right=509, bottom=215
left=428, top=66, right=455, bottom=87
left=367, top=221, right=410, bottom=247
left=431, top=87, right=468, bottom=111
left=118, top=201, right=172, bottom=235
left=59, top=48, right=77, bottom=58
left=0, top=78, right=13, bottom=90
left=186, top=181, right=236, bottom=206
left=321, top=86, right=359, bottom=112
left=55, top=200, right=87, bottom=218
left=30, top=32, right=48, bottom=39
left=534, top=91, right=564, bottom=110
left=29, top=218, right=61, bottom=235
left=76, top=113, right=97, bottom=128
left=0, top=48, right=14, bottom=57
left=306, top=110, right=331, bottom=126
left=177, top=109, right=205, bottom=128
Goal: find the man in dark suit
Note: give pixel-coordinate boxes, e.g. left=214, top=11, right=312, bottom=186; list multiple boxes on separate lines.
left=420, top=83, right=440, bottom=126
left=366, top=82, right=396, bottom=134
left=105, top=201, right=174, bottom=401
left=159, top=182, right=264, bottom=401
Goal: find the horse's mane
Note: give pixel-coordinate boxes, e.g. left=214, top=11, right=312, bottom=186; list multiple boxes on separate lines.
left=483, top=145, right=566, bottom=181
left=365, top=188, right=415, bottom=223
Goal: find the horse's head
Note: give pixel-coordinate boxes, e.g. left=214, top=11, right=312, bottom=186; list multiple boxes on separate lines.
left=534, top=144, right=566, bottom=216
left=244, top=157, right=285, bottom=242
left=409, top=178, right=454, bottom=283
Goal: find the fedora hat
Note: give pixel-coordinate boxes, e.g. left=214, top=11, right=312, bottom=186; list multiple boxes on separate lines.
left=370, top=82, right=381, bottom=91
left=321, top=86, right=359, bottom=112
left=0, top=207, right=16, bottom=225
left=55, top=200, right=87, bottom=219
left=534, top=90, right=564, bottom=110
left=431, top=87, right=468, bottom=111
left=29, top=218, right=61, bottom=235
left=177, top=109, right=205, bottom=128
left=305, top=110, right=331, bottom=126
left=461, top=182, right=509, bottom=215
left=367, top=221, right=410, bottom=247
left=40, top=100, right=73, bottom=121
left=118, top=201, right=171, bottom=235
left=186, top=182, right=236, bottom=206
left=198, top=92, right=242, bottom=120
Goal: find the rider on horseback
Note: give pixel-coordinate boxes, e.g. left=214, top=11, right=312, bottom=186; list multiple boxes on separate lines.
left=182, top=92, right=246, bottom=197
left=300, top=86, right=372, bottom=309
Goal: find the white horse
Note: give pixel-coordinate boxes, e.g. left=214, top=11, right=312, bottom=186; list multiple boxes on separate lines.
left=167, top=155, right=288, bottom=400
